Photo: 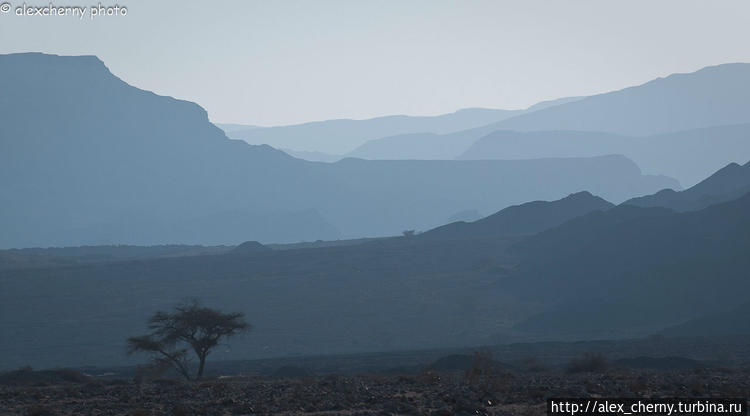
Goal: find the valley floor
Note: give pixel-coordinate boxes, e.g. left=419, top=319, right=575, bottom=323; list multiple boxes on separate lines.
left=3, top=367, right=750, bottom=416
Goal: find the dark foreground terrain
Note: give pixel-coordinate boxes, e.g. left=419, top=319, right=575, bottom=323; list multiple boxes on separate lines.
left=3, top=336, right=750, bottom=415
left=2, top=367, right=750, bottom=416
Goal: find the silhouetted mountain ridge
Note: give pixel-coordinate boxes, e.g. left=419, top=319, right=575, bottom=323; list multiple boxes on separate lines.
left=231, top=241, right=272, bottom=255
left=624, top=160, right=750, bottom=211
left=512, top=188, right=750, bottom=338
left=420, top=192, right=613, bottom=241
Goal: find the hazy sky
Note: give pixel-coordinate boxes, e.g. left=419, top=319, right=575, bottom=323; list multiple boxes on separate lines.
left=2, top=0, right=749, bottom=126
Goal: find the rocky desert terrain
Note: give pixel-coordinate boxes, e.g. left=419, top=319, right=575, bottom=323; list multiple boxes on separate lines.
left=3, top=365, right=749, bottom=416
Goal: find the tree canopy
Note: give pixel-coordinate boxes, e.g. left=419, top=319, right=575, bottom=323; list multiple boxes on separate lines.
left=128, top=300, right=249, bottom=380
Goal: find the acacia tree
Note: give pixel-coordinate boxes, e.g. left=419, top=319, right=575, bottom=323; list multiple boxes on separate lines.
left=128, top=300, right=249, bottom=380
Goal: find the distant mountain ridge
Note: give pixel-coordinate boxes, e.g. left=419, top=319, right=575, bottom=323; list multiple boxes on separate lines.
left=346, top=125, right=497, bottom=160
left=281, top=148, right=342, bottom=163
left=215, top=123, right=262, bottom=133
left=346, top=64, right=750, bottom=188
left=420, top=192, right=613, bottom=241
left=459, top=125, right=750, bottom=187
left=223, top=96, right=583, bottom=155
left=226, top=108, right=525, bottom=154
left=492, top=63, right=750, bottom=136
left=350, top=123, right=750, bottom=188
left=624, top=160, right=750, bottom=211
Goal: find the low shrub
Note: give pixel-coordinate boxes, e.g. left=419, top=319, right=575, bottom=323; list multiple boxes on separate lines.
left=566, top=353, right=608, bottom=374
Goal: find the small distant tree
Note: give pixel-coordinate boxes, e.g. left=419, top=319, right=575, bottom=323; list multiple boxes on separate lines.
left=402, top=229, right=416, bottom=237
left=127, top=300, right=249, bottom=380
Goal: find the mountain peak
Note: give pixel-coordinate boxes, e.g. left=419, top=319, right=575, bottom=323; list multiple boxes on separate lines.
left=0, top=52, right=107, bottom=71
left=231, top=241, right=271, bottom=255
left=565, top=191, right=595, bottom=199
left=690, top=160, right=749, bottom=191
left=715, top=161, right=742, bottom=172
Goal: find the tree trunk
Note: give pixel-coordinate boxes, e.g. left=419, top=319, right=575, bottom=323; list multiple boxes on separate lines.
left=197, top=355, right=206, bottom=379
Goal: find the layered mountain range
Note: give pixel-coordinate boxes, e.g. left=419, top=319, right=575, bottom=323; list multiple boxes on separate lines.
left=2, top=52, right=750, bottom=369
left=0, top=53, right=674, bottom=248
left=246, top=64, right=750, bottom=188
left=220, top=96, right=583, bottom=154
